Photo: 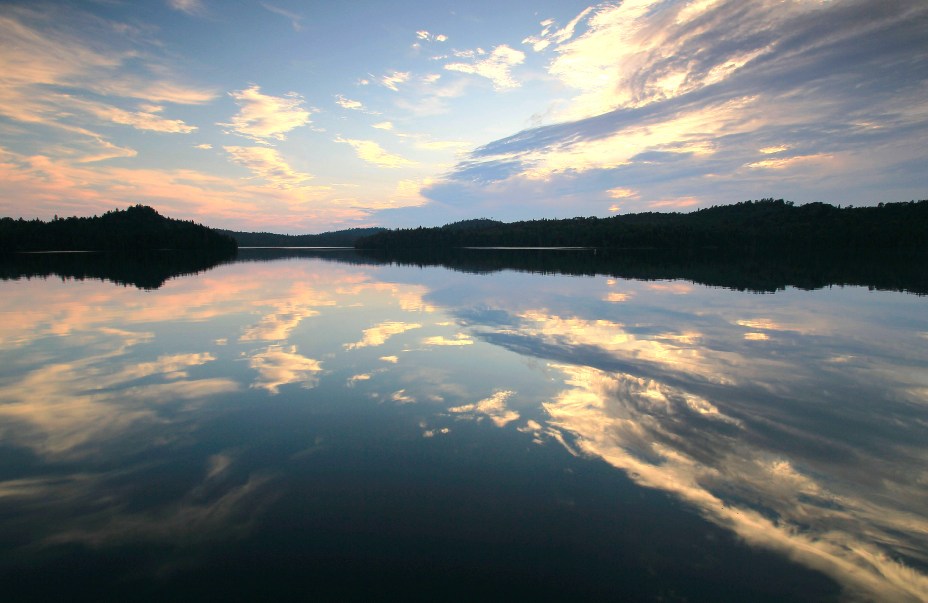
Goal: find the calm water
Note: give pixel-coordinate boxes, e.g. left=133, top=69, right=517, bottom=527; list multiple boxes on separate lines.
left=1, top=249, right=926, bottom=601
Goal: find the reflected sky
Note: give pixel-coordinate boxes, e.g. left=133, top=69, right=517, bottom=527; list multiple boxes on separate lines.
left=1, top=252, right=926, bottom=601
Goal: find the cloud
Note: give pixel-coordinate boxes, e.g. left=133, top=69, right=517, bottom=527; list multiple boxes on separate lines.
left=415, top=30, right=448, bottom=43
left=522, top=7, right=593, bottom=52
left=0, top=146, right=366, bottom=232
left=335, top=95, right=364, bottom=110
left=0, top=9, right=214, bottom=161
left=426, top=0, right=928, bottom=216
left=444, top=45, right=525, bottom=90
left=389, top=178, right=433, bottom=208
left=167, top=0, right=207, bottom=16
left=335, top=138, right=417, bottom=168
left=221, top=85, right=311, bottom=143
left=224, top=146, right=314, bottom=188
left=74, top=100, right=197, bottom=134
left=380, top=71, right=410, bottom=91
left=745, top=153, right=833, bottom=170
left=422, top=333, right=474, bottom=346
left=261, top=2, right=303, bottom=31
left=372, top=121, right=394, bottom=130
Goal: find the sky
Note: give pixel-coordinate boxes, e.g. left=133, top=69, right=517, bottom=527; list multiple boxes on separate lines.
left=1, top=0, right=926, bottom=233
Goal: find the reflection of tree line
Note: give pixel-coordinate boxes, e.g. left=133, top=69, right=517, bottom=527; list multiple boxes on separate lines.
left=2, top=245, right=924, bottom=295
left=232, top=247, right=927, bottom=295
left=356, top=199, right=928, bottom=254
left=0, top=249, right=237, bottom=290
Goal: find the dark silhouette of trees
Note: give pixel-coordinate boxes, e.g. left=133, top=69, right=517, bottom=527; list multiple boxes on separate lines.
left=216, top=227, right=386, bottom=248
left=0, top=205, right=238, bottom=253
left=0, top=249, right=236, bottom=289
left=355, top=199, right=928, bottom=254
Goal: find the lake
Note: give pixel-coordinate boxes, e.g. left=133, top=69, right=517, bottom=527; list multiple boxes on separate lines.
left=1, top=248, right=926, bottom=601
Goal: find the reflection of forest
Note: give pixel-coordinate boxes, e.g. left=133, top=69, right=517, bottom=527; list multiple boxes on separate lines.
left=0, top=249, right=237, bottom=290
left=3, top=247, right=925, bottom=294
left=239, top=247, right=927, bottom=296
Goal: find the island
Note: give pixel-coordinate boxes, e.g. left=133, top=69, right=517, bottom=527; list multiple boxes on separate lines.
left=0, top=204, right=238, bottom=253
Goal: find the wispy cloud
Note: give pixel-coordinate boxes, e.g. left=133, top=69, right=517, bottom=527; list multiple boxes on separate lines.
left=224, top=146, right=314, bottom=188
left=336, top=138, right=417, bottom=168
left=260, top=2, right=303, bottom=31
left=335, top=95, right=364, bottom=110
left=0, top=8, right=213, bottom=161
left=167, top=0, right=207, bottom=17
left=444, top=45, right=525, bottom=90
left=380, top=71, right=410, bottom=92
left=427, top=0, right=928, bottom=216
left=522, top=7, right=593, bottom=52
left=74, top=100, right=197, bottom=134
left=221, top=85, right=311, bottom=143
left=422, top=333, right=474, bottom=346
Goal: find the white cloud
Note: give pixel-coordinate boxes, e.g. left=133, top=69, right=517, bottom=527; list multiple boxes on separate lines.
left=380, top=71, right=410, bottom=92
left=541, top=1, right=807, bottom=121
left=422, top=333, right=474, bottom=346
left=221, top=85, right=311, bottom=143
left=415, top=30, right=448, bottom=43
left=522, top=7, right=593, bottom=52
left=372, top=121, right=394, bottom=131
left=335, top=95, right=363, bottom=110
left=444, top=45, right=525, bottom=90
left=336, top=137, right=417, bottom=168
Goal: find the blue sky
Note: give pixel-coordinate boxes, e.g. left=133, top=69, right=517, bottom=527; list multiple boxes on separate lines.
left=1, top=0, right=926, bottom=232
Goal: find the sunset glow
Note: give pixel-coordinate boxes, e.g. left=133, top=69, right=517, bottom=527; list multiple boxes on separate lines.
left=1, top=1, right=925, bottom=231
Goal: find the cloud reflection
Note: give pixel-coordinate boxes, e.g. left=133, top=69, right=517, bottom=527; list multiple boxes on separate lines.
left=0, top=330, right=237, bottom=459
left=344, top=321, right=422, bottom=350
left=249, top=344, right=323, bottom=394
left=542, top=362, right=928, bottom=602
left=450, top=390, right=520, bottom=428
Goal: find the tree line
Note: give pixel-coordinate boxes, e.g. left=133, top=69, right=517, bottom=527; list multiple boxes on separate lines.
left=0, top=205, right=238, bottom=253
left=217, top=227, right=385, bottom=247
left=355, top=199, right=928, bottom=253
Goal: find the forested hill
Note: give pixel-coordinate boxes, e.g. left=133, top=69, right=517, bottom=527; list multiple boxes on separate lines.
left=355, top=199, right=928, bottom=253
left=0, top=205, right=237, bottom=253
left=218, top=227, right=386, bottom=247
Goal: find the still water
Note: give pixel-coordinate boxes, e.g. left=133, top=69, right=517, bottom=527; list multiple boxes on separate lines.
left=1, top=249, right=926, bottom=601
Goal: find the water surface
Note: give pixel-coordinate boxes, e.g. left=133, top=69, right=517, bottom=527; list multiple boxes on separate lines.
left=1, top=249, right=926, bottom=601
